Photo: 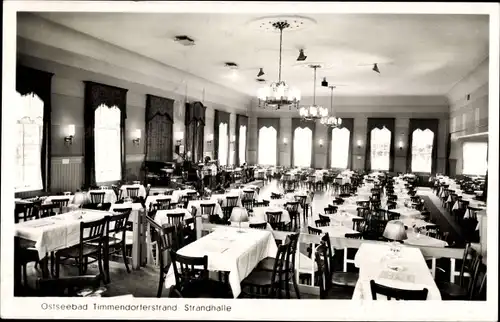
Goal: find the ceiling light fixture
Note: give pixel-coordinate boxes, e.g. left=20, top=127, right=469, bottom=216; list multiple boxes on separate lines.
left=320, top=86, right=342, bottom=127
left=297, top=49, right=307, bottom=61
left=257, top=68, right=265, bottom=77
left=372, top=63, right=380, bottom=73
left=299, top=65, right=328, bottom=120
left=321, top=77, right=328, bottom=87
left=257, top=20, right=300, bottom=110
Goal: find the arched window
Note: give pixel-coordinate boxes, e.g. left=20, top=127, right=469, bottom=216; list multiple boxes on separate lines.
left=331, top=127, right=350, bottom=169
left=370, top=126, right=391, bottom=171
left=293, top=127, right=312, bottom=167
left=411, top=129, right=434, bottom=173
left=239, top=125, right=247, bottom=164
left=463, top=142, right=488, bottom=175
left=95, top=104, right=121, bottom=183
left=15, top=92, right=44, bottom=192
left=258, top=126, right=277, bottom=166
left=218, top=123, right=228, bottom=166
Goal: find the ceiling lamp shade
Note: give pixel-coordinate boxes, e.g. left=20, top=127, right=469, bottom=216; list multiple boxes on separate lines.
left=257, top=21, right=300, bottom=110
left=320, top=85, right=342, bottom=127
left=257, top=68, right=265, bottom=77
left=299, top=65, right=328, bottom=120
left=373, top=63, right=380, bottom=73
left=297, top=49, right=307, bottom=61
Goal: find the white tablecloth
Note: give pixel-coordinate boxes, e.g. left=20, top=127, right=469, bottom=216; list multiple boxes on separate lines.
left=171, top=189, right=198, bottom=203
left=252, top=206, right=291, bottom=224
left=42, top=195, right=75, bottom=205
left=319, top=224, right=359, bottom=238
left=404, top=230, right=448, bottom=248
left=144, top=195, right=176, bottom=210
left=154, top=208, right=193, bottom=227
left=120, top=184, right=147, bottom=199
left=352, top=243, right=441, bottom=300
left=164, top=227, right=278, bottom=297
left=390, top=208, right=422, bottom=219
left=227, top=188, right=258, bottom=200
left=15, top=209, right=110, bottom=258
left=210, top=194, right=243, bottom=207
left=110, top=202, right=144, bottom=223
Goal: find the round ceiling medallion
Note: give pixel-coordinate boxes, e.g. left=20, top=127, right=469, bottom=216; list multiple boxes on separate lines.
left=247, top=15, right=316, bottom=32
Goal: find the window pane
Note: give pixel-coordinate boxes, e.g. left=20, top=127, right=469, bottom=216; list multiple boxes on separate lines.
left=15, top=92, right=44, bottom=192
left=239, top=125, right=246, bottom=165
left=370, top=126, right=391, bottom=171
left=411, top=129, right=434, bottom=173
left=218, top=123, right=228, bottom=166
left=95, top=105, right=122, bottom=183
left=463, top=142, right=488, bottom=175
left=331, top=127, right=350, bottom=169
left=258, top=126, right=277, bottom=166
left=293, top=127, right=312, bottom=167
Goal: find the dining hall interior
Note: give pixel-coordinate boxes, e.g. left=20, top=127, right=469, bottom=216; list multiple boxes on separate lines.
left=7, top=8, right=495, bottom=302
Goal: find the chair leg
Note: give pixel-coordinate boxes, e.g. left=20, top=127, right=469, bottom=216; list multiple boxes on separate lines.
left=122, top=241, right=130, bottom=273
left=292, top=275, right=301, bottom=299
left=22, top=264, right=28, bottom=286
left=55, top=254, right=60, bottom=278
left=157, top=273, right=165, bottom=298
left=97, top=252, right=105, bottom=283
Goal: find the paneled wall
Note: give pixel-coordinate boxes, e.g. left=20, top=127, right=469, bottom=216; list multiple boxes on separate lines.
left=447, top=57, right=489, bottom=175
left=248, top=96, right=449, bottom=173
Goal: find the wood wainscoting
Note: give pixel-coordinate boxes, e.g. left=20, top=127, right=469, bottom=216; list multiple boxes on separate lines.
left=50, top=156, right=84, bottom=193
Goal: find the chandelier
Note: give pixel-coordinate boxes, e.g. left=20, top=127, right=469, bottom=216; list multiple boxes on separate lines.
left=299, top=64, right=328, bottom=120
left=320, top=85, right=342, bottom=127
left=257, top=21, right=300, bottom=110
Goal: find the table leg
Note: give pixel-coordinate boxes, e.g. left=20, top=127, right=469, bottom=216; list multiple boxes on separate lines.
left=132, top=210, right=140, bottom=270
left=140, top=210, right=148, bottom=266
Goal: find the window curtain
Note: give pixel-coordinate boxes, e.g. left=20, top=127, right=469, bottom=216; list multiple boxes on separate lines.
left=291, top=118, right=316, bottom=168
left=185, top=101, right=206, bottom=162
left=16, top=65, right=53, bottom=192
left=145, top=94, right=174, bottom=161
left=214, top=110, right=230, bottom=165
left=365, top=118, right=395, bottom=172
left=235, top=114, right=248, bottom=166
left=406, top=119, right=439, bottom=174
left=84, top=82, right=127, bottom=187
left=445, top=133, right=451, bottom=176
left=327, top=118, right=353, bottom=169
left=257, top=118, right=280, bottom=165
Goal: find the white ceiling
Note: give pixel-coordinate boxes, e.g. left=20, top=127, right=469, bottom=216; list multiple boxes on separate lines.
left=33, top=12, right=489, bottom=97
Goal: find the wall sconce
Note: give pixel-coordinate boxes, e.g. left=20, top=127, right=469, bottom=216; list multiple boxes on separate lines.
left=132, top=129, right=141, bottom=145
left=398, top=140, right=404, bottom=150
left=356, top=139, right=362, bottom=148
left=174, top=131, right=184, bottom=145
left=319, top=139, right=324, bottom=147
left=207, top=133, right=214, bottom=145
left=283, top=138, right=288, bottom=145
left=64, top=124, right=75, bottom=145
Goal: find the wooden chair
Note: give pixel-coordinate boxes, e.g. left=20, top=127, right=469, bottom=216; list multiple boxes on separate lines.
left=242, top=199, right=254, bottom=214
left=167, top=212, right=186, bottom=227
left=156, top=198, right=171, bottom=210
left=265, top=211, right=283, bottom=230
left=36, top=275, right=102, bottom=297
left=352, top=218, right=365, bottom=232
left=90, top=191, right=105, bottom=208
left=356, top=207, right=370, bottom=219
left=324, top=206, right=337, bottom=215
left=15, top=202, right=40, bottom=223
left=170, top=251, right=232, bottom=298
left=370, top=280, right=428, bottom=300
left=286, top=201, right=300, bottom=231
left=318, top=214, right=331, bottom=223
left=373, top=208, right=387, bottom=221
left=356, top=201, right=370, bottom=208
left=345, top=232, right=362, bottom=239
left=52, top=198, right=70, bottom=214
left=315, top=219, right=329, bottom=227
left=179, top=195, right=191, bottom=209
left=101, top=210, right=132, bottom=283
left=126, top=187, right=140, bottom=199
left=39, top=204, right=59, bottom=218
left=387, top=210, right=400, bottom=221
left=55, top=217, right=107, bottom=280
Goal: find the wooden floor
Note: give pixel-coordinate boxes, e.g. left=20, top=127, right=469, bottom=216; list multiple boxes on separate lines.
left=19, top=179, right=454, bottom=299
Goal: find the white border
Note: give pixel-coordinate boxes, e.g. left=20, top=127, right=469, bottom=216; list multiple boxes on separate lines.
left=2, top=1, right=499, bottom=321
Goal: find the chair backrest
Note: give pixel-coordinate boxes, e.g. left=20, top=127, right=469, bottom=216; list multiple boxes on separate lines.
left=356, top=200, right=370, bottom=208
left=387, top=210, right=400, bottom=221
left=242, top=199, right=254, bottom=212
left=294, top=195, right=307, bottom=208
left=374, top=208, right=387, bottom=221
left=356, top=207, right=370, bottom=218
left=80, top=217, right=108, bottom=245
left=286, top=201, right=300, bottom=213
left=265, top=211, right=282, bottom=224
left=324, top=206, right=337, bottom=215
left=156, top=198, right=171, bottom=210
left=345, top=232, right=363, bottom=239
left=249, top=222, right=267, bottom=230
left=36, top=275, right=102, bottom=297
left=370, top=280, right=428, bottom=300
left=268, top=244, right=289, bottom=298
left=146, top=215, right=179, bottom=269
left=170, top=250, right=209, bottom=291
left=308, top=225, right=322, bottom=235
left=387, top=201, right=397, bottom=210
left=242, top=190, right=254, bottom=201
left=126, top=187, right=140, bottom=198
left=200, top=203, right=216, bottom=216
left=90, top=192, right=105, bottom=204
left=107, top=210, right=131, bottom=240
left=167, top=212, right=186, bottom=227
left=469, top=264, right=487, bottom=300
left=352, top=218, right=365, bottom=232
left=39, top=204, right=58, bottom=218
left=315, top=219, right=329, bottom=227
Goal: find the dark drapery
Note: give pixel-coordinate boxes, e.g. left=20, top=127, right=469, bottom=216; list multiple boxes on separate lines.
left=214, top=110, right=230, bottom=164
left=445, top=133, right=452, bottom=176
left=145, top=94, right=174, bottom=162
left=235, top=114, right=248, bottom=166
left=291, top=118, right=316, bottom=168
left=84, top=81, right=128, bottom=186
left=406, top=119, right=439, bottom=174
left=365, top=118, right=395, bottom=171
left=16, top=65, right=53, bottom=192
left=257, top=118, right=280, bottom=165
left=185, top=101, right=206, bottom=162
left=326, top=118, right=354, bottom=169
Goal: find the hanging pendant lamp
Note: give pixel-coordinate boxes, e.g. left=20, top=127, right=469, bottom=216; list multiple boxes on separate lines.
left=320, top=85, right=342, bottom=127
left=299, top=65, right=328, bottom=120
